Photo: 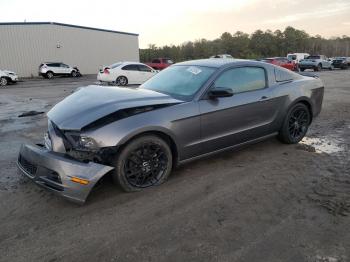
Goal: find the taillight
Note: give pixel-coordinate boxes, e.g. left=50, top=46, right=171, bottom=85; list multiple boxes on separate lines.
left=103, top=68, right=110, bottom=74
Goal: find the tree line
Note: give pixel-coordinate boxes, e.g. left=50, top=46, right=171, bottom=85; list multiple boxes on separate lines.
left=140, top=26, right=350, bottom=62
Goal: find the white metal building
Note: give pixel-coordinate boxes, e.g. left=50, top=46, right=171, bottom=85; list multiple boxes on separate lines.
left=0, top=22, right=139, bottom=77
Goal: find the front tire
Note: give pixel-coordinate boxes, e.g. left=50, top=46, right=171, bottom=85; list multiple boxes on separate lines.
left=71, top=70, right=77, bottom=77
left=112, top=135, right=173, bottom=192
left=116, top=76, right=128, bottom=86
left=0, top=77, right=8, bottom=87
left=278, top=103, right=311, bottom=144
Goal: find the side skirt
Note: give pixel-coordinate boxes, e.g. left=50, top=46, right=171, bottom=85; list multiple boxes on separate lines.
left=177, top=132, right=278, bottom=166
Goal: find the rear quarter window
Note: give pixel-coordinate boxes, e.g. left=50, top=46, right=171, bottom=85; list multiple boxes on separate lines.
left=274, top=68, right=299, bottom=82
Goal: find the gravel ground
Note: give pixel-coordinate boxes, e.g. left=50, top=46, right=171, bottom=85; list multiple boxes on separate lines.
left=0, top=71, right=349, bottom=262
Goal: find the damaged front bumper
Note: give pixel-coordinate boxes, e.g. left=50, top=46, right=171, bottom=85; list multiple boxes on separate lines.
left=17, top=144, right=114, bottom=204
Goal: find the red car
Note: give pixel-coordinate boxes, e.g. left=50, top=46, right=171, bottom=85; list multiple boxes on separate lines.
left=262, top=57, right=297, bottom=71
left=146, top=58, right=174, bottom=70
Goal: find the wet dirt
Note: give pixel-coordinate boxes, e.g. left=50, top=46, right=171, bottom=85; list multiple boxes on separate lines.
left=0, top=73, right=349, bottom=262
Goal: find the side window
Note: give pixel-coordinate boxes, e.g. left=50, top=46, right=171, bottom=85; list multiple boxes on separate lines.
left=214, top=67, right=266, bottom=93
left=61, top=63, right=69, bottom=68
left=138, top=65, right=152, bottom=72
left=49, top=63, right=59, bottom=67
left=122, top=64, right=139, bottom=71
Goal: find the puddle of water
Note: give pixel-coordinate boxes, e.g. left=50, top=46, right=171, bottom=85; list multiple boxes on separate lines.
left=300, top=137, right=344, bottom=154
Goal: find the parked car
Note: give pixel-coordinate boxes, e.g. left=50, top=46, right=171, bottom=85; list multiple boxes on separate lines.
left=332, top=57, right=350, bottom=69
left=210, top=54, right=234, bottom=59
left=39, top=62, right=80, bottom=79
left=146, top=58, right=174, bottom=70
left=97, top=62, right=157, bottom=86
left=298, top=55, right=333, bottom=71
left=0, top=69, right=18, bottom=86
left=287, top=53, right=310, bottom=63
left=18, top=59, right=324, bottom=204
left=262, top=57, right=297, bottom=71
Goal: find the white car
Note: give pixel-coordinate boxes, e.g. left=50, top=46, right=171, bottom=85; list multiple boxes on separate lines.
left=97, top=62, right=157, bottom=86
left=39, top=62, right=78, bottom=79
left=287, top=53, right=310, bottom=63
left=0, top=69, right=19, bottom=87
left=210, top=54, right=234, bottom=59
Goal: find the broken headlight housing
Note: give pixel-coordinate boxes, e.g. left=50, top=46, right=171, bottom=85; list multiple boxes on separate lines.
left=64, top=132, right=98, bottom=150
left=78, top=136, right=97, bottom=149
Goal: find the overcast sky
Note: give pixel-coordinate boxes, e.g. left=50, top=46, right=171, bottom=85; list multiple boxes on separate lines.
left=1, top=0, right=350, bottom=48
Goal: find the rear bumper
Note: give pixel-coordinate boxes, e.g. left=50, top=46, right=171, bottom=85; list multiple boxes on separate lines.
left=311, top=86, right=324, bottom=118
left=332, top=63, right=347, bottom=68
left=17, top=144, right=114, bottom=204
left=299, top=64, right=317, bottom=69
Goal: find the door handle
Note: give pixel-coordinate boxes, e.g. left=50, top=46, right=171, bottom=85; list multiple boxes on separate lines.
left=260, top=96, right=269, bottom=100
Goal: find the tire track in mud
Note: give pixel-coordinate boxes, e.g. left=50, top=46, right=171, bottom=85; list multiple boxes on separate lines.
left=301, top=118, right=350, bottom=216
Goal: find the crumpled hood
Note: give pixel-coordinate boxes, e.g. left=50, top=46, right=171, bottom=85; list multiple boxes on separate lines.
left=47, top=85, right=183, bottom=130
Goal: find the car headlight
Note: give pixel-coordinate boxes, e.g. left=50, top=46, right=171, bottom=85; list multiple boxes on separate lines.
left=78, top=136, right=97, bottom=149
left=64, top=132, right=98, bottom=150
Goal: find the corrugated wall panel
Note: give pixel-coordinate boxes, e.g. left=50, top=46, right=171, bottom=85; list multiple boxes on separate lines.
left=0, top=24, right=139, bottom=77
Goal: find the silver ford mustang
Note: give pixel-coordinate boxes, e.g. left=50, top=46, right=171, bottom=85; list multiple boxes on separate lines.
left=17, top=59, right=324, bottom=204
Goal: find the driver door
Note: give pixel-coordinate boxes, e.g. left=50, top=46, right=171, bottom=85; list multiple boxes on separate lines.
left=198, top=66, right=283, bottom=155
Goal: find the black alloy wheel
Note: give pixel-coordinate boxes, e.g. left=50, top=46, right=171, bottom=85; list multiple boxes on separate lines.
left=279, top=103, right=311, bottom=144
left=112, top=135, right=172, bottom=192
left=124, top=143, right=168, bottom=188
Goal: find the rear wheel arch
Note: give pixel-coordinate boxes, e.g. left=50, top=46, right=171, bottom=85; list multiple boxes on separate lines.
left=287, top=98, right=313, bottom=124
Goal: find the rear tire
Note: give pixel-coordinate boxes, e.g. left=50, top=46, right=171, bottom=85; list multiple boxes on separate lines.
left=314, top=64, right=322, bottom=71
left=112, top=135, right=173, bottom=192
left=116, top=76, right=128, bottom=86
left=0, top=77, right=8, bottom=87
left=300, top=68, right=305, bottom=72
left=46, top=71, right=54, bottom=79
left=278, top=103, right=311, bottom=144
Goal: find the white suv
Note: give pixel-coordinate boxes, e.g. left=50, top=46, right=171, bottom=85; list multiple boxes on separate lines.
left=39, top=62, right=78, bottom=79
left=0, top=69, right=19, bottom=87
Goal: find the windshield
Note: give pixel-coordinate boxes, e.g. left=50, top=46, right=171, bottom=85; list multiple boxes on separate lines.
left=306, top=56, right=320, bottom=59
left=140, top=65, right=216, bottom=101
left=287, top=55, right=297, bottom=60
left=334, top=57, right=346, bottom=60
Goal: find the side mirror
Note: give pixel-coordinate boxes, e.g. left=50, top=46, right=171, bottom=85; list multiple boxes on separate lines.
left=208, top=88, right=233, bottom=98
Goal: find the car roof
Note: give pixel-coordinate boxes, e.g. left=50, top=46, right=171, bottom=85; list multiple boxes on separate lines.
left=120, top=61, right=147, bottom=65
left=268, top=57, right=286, bottom=59
left=175, top=58, right=266, bottom=68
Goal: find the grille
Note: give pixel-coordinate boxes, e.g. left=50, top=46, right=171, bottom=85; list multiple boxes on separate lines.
left=18, top=155, right=37, bottom=175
